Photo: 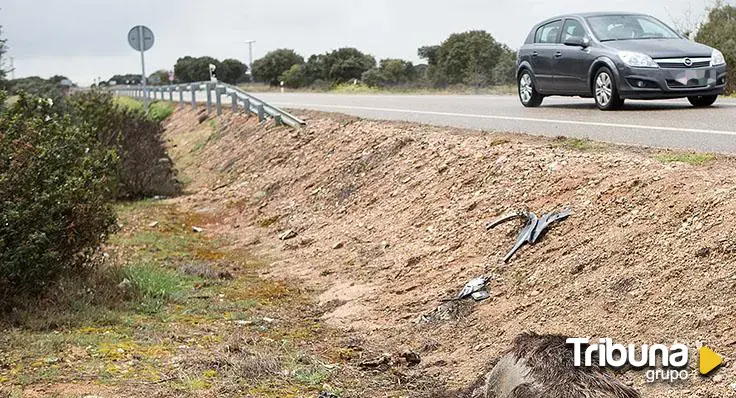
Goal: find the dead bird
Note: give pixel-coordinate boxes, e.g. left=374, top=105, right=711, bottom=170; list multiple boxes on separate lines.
left=478, top=332, right=639, bottom=398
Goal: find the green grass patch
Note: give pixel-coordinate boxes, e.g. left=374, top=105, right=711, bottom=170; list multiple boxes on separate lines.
left=122, top=264, right=188, bottom=314
left=114, top=97, right=174, bottom=122
left=554, top=136, right=595, bottom=151
left=656, top=152, right=716, bottom=165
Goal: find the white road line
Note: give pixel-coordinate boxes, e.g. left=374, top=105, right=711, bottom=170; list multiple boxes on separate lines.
left=271, top=102, right=736, bottom=137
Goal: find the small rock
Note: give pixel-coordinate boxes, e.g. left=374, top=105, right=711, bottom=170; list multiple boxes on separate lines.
left=279, top=229, right=297, bottom=240
left=148, top=221, right=159, bottom=228
left=570, top=263, right=585, bottom=275
left=695, top=247, right=711, bottom=258
left=235, top=320, right=253, bottom=326
left=530, top=290, right=541, bottom=297
left=318, top=392, right=339, bottom=398
left=332, top=241, right=344, bottom=249
left=192, top=226, right=204, bottom=233
left=262, top=317, right=275, bottom=323
left=381, top=241, right=390, bottom=250
left=401, top=350, right=421, bottom=365
left=713, top=374, right=724, bottom=383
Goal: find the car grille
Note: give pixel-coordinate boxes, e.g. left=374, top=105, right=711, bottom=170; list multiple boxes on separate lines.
left=655, top=57, right=711, bottom=68
left=666, top=79, right=708, bottom=88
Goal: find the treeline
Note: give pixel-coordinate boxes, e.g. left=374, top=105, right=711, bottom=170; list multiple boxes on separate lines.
left=3, top=75, right=74, bottom=103
left=104, top=57, right=249, bottom=86
left=254, top=30, right=516, bottom=89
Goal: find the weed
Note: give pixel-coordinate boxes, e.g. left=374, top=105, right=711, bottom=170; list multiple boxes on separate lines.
left=258, top=215, right=280, bottom=228
left=122, top=264, right=187, bottom=313
left=656, top=152, right=715, bottom=165
left=555, top=136, right=594, bottom=151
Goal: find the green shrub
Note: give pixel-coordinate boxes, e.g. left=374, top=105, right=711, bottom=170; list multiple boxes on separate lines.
left=68, top=91, right=180, bottom=198
left=0, top=93, right=119, bottom=300
left=148, top=101, right=174, bottom=122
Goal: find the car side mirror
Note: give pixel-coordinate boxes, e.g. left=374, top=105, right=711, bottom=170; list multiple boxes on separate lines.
left=564, top=36, right=590, bottom=47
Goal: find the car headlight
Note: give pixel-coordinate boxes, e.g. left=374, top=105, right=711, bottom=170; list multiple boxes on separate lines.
left=618, top=51, right=658, bottom=68
left=711, top=49, right=726, bottom=66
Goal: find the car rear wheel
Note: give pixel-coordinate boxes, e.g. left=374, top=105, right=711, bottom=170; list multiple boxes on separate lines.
left=688, top=95, right=718, bottom=107
left=594, top=68, right=623, bottom=110
left=518, top=71, right=543, bottom=107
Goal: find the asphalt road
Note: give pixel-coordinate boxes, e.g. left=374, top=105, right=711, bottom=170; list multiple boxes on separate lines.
left=252, top=92, right=736, bottom=153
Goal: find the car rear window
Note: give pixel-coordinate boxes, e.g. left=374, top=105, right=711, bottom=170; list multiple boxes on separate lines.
left=535, top=20, right=563, bottom=44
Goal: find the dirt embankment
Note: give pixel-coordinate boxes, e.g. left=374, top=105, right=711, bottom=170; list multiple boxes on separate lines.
left=164, top=107, right=736, bottom=397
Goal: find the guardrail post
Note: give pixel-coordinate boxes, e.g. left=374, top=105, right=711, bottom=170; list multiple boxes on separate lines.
left=190, top=83, right=198, bottom=108
left=169, top=87, right=174, bottom=102
left=256, top=104, right=265, bottom=122
left=242, top=99, right=251, bottom=116
left=215, top=87, right=224, bottom=116
left=206, top=83, right=213, bottom=114
left=274, top=115, right=283, bottom=126
left=231, top=93, right=238, bottom=112
left=178, top=86, right=184, bottom=107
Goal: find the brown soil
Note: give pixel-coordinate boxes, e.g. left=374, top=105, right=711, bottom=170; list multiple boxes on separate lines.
left=164, top=106, right=736, bottom=397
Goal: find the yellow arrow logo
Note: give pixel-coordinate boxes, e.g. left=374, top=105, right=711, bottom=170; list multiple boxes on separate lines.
left=699, top=346, right=722, bottom=375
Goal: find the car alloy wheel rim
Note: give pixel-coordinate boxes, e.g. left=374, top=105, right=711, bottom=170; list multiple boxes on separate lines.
left=595, top=73, right=612, bottom=106
left=519, top=74, right=533, bottom=103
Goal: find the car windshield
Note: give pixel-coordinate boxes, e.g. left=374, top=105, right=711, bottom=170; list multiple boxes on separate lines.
left=586, top=15, right=681, bottom=42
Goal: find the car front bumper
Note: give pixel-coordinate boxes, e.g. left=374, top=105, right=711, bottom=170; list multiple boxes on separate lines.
left=616, top=64, right=727, bottom=99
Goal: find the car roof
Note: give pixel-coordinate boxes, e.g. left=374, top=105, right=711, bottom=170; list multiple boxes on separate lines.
left=541, top=11, right=648, bottom=22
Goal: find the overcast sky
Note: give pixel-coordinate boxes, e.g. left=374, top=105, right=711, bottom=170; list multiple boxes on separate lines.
left=2, top=0, right=726, bottom=85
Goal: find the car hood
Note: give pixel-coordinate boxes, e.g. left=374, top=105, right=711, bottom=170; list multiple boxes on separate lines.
left=602, top=39, right=713, bottom=58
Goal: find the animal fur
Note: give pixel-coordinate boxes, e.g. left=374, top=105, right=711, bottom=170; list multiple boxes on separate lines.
left=479, top=332, right=640, bottom=398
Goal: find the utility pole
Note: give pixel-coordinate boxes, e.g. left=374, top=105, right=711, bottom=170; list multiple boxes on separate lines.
left=245, top=40, right=255, bottom=80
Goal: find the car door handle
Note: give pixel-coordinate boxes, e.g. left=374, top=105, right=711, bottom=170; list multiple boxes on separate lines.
left=554, top=51, right=563, bottom=58
left=532, top=51, right=539, bottom=57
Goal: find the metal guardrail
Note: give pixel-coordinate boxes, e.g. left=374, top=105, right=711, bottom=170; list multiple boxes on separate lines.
left=112, top=81, right=306, bottom=128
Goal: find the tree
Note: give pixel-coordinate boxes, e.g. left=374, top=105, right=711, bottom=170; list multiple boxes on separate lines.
left=0, top=26, right=7, bottom=82
left=419, top=31, right=512, bottom=87
left=695, top=3, right=736, bottom=94
left=280, top=64, right=306, bottom=88
left=322, top=48, right=376, bottom=84
left=108, top=74, right=142, bottom=85
left=490, top=45, right=517, bottom=86
left=6, top=76, right=65, bottom=104
left=302, top=54, right=327, bottom=85
left=148, top=69, right=169, bottom=85
left=251, top=49, right=304, bottom=85
left=174, top=56, right=222, bottom=83
left=362, top=58, right=417, bottom=87
left=219, top=59, right=248, bottom=84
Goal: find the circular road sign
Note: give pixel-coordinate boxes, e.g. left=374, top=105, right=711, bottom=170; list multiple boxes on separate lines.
left=128, top=25, right=154, bottom=52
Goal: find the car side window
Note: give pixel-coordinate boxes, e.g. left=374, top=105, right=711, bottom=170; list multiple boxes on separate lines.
left=535, top=20, right=563, bottom=44
left=562, top=19, right=585, bottom=41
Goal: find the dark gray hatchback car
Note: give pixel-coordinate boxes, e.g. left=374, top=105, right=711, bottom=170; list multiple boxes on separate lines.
left=517, top=12, right=728, bottom=110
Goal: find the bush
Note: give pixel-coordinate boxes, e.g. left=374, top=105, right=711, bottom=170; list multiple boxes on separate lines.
left=695, top=4, right=736, bottom=95
left=68, top=91, right=180, bottom=198
left=148, top=101, right=174, bottom=122
left=0, top=93, right=119, bottom=300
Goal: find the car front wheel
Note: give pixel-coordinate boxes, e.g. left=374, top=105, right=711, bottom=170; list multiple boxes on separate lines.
left=688, top=95, right=718, bottom=107
left=518, top=71, right=543, bottom=107
left=594, top=68, right=624, bottom=110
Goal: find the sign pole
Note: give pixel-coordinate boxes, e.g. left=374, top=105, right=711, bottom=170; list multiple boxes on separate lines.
left=138, top=26, right=149, bottom=112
